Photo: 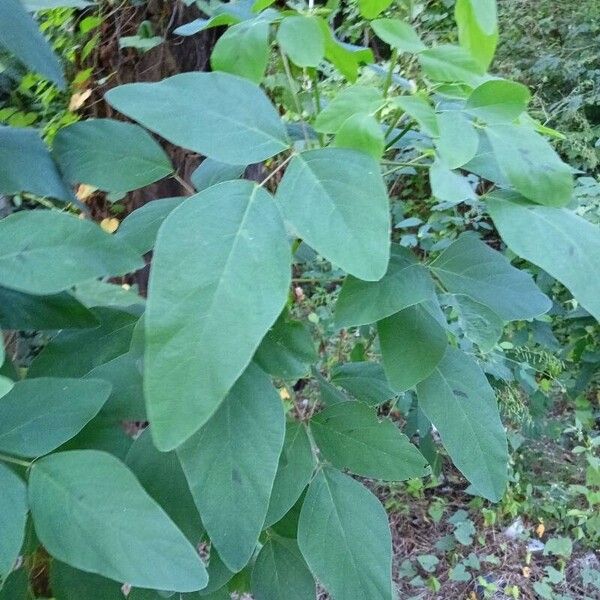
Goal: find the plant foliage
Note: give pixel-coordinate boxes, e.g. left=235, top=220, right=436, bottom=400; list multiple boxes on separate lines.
left=0, top=0, right=599, bottom=598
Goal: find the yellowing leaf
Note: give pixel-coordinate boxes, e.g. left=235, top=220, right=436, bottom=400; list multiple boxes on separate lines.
left=76, top=183, right=96, bottom=201
left=100, top=218, right=119, bottom=234
left=68, top=89, right=92, bottom=111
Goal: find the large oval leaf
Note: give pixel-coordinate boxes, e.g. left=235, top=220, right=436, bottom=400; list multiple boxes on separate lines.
left=0, top=0, right=64, bottom=87
left=276, top=148, right=390, bottom=281
left=125, top=429, right=204, bottom=544
left=378, top=301, right=448, bottom=391
left=310, top=402, right=429, bottom=481
left=145, top=181, right=291, bottom=450
left=0, top=378, right=111, bottom=457
left=487, top=194, right=600, bottom=322
left=28, top=450, right=208, bottom=591
left=178, top=364, right=285, bottom=572
left=211, top=19, right=270, bottom=83
left=105, top=72, right=289, bottom=165
left=0, top=127, right=72, bottom=201
left=264, top=421, right=315, bottom=528
left=335, top=244, right=435, bottom=327
left=416, top=347, right=508, bottom=502
left=277, top=16, right=325, bottom=68
left=0, top=211, right=143, bottom=295
left=0, top=464, right=27, bottom=580
left=53, top=119, right=173, bottom=193
left=115, top=197, right=185, bottom=255
left=429, top=232, right=551, bottom=321
left=298, top=467, right=393, bottom=600
left=251, top=537, right=315, bottom=600
left=0, top=286, right=97, bottom=330
left=485, top=123, right=573, bottom=207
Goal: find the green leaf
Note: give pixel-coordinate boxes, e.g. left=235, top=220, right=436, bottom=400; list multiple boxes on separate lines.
left=211, top=19, right=270, bottom=83
left=485, top=123, right=573, bottom=207
left=277, top=148, right=390, bottom=281
left=429, top=233, right=551, bottom=321
left=335, top=244, right=435, bottom=327
left=53, top=119, right=173, bottom=193
left=29, top=450, right=208, bottom=591
left=358, top=0, right=393, bottom=19
left=435, top=111, right=479, bottom=168
left=320, top=23, right=374, bottom=82
left=378, top=301, right=448, bottom=391
left=371, top=19, right=425, bottom=53
left=251, top=537, right=315, bottom=600
left=125, top=429, right=203, bottom=543
left=146, top=181, right=290, bottom=450
left=0, top=464, right=27, bottom=580
left=0, top=126, right=72, bottom=201
left=191, top=160, right=246, bottom=192
left=454, top=0, right=498, bottom=71
left=429, top=160, right=476, bottom=205
left=416, top=347, right=508, bottom=502
left=466, top=79, right=530, bottom=123
left=85, top=353, right=145, bottom=422
left=330, top=362, right=396, bottom=406
left=178, top=364, right=285, bottom=572
left=50, top=562, right=123, bottom=600
left=298, top=467, right=393, bottom=600
left=314, top=368, right=353, bottom=406
left=334, top=113, right=385, bottom=158
left=0, top=286, right=98, bottom=330
left=29, top=307, right=138, bottom=378
left=265, top=421, right=316, bottom=528
left=105, top=72, right=289, bottom=165
left=26, top=0, right=93, bottom=9
left=314, top=85, right=383, bottom=133
left=0, top=568, right=28, bottom=600
left=0, top=0, right=64, bottom=87
left=543, top=536, right=573, bottom=558
left=418, top=45, right=485, bottom=86
left=487, top=194, right=600, bottom=321
left=254, top=312, right=317, bottom=380
left=0, top=211, right=143, bottom=295
left=277, top=16, right=324, bottom=68
left=453, top=294, right=503, bottom=353
left=115, top=197, right=185, bottom=255
left=0, top=378, right=111, bottom=457
left=392, top=95, right=439, bottom=137
left=72, top=279, right=144, bottom=310
left=311, top=402, right=428, bottom=481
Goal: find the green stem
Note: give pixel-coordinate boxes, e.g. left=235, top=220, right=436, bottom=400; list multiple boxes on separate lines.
left=383, top=48, right=399, bottom=98
left=311, top=70, right=325, bottom=147
left=385, top=121, right=413, bottom=149
left=280, top=48, right=310, bottom=145
left=0, top=453, right=32, bottom=468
